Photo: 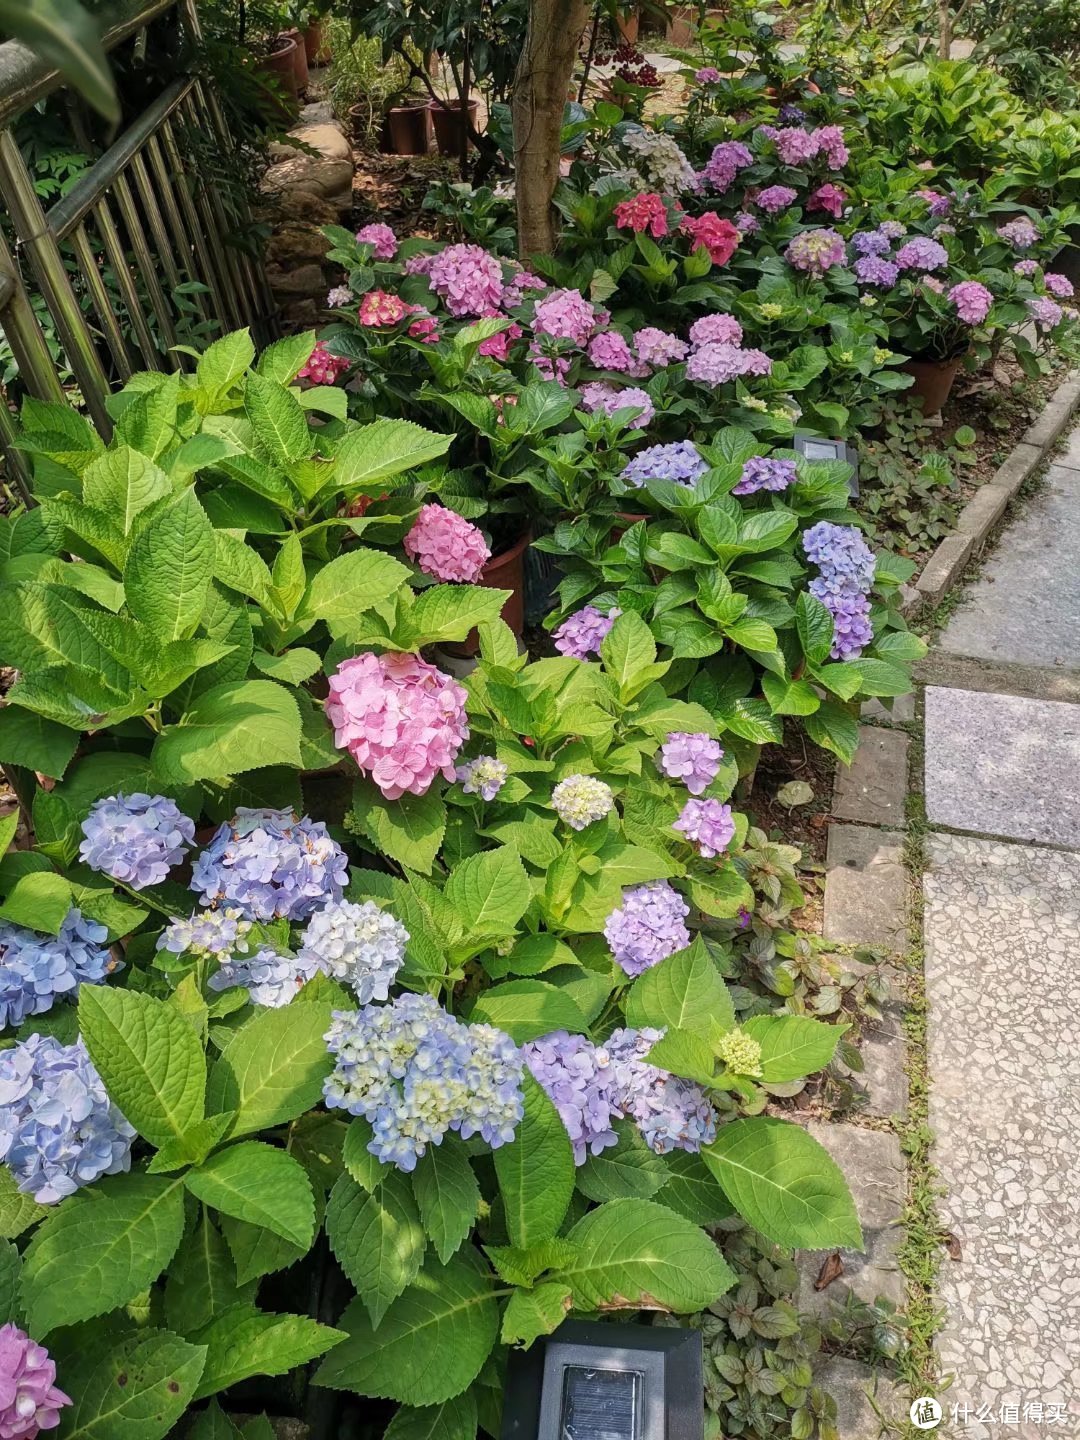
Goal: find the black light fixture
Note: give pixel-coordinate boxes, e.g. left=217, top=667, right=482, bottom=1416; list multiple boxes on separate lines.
left=792, top=431, right=860, bottom=498
left=501, top=1321, right=703, bottom=1440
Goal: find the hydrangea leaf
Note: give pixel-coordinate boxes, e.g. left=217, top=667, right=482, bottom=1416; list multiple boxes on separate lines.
left=403, top=585, right=510, bottom=648
left=742, top=1015, right=844, bottom=1083
left=702, top=1115, right=863, bottom=1249
left=22, top=1174, right=186, bottom=1335
left=124, top=489, right=214, bottom=643
left=334, top=418, right=452, bottom=490
left=444, top=846, right=531, bottom=937
left=468, top=981, right=587, bottom=1042
left=795, top=592, right=835, bottom=666
left=192, top=1306, right=346, bottom=1399
left=48, top=1326, right=206, bottom=1439
left=196, top=329, right=257, bottom=402
left=623, top=936, right=735, bottom=1040
left=411, top=1138, right=481, bottom=1264
left=0, top=869, right=72, bottom=935
left=804, top=701, right=860, bottom=765
left=256, top=330, right=317, bottom=385
left=314, top=1249, right=499, bottom=1405
left=654, top=1151, right=736, bottom=1226
left=206, top=1000, right=335, bottom=1138
left=554, top=1197, right=736, bottom=1311
left=81, top=446, right=171, bottom=535
left=0, top=706, right=79, bottom=780
left=78, top=986, right=206, bottom=1150
left=295, top=549, right=411, bottom=638
left=493, top=1072, right=574, bottom=1249
left=353, top=779, right=446, bottom=877
left=326, top=1171, right=427, bottom=1325
left=500, top=1283, right=573, bottom=1348
left=0, top=1240, right=22, bottom=1325
left=187, top=1399, right=245, bottom=1439
left=184, top=1141, right=315, bottom=1249
left=244, top=371, right=314, bottom=467
left=164, top=1211, right=254, bottom=1336
left=219, top=1214, right=310, bottom=1286
left=151, top=679, right=302, bottom=786
left=384, top=1393, right=479, bottom=1440
left=576, top=1121, right=670, bottom=1203
left=0, top=1167, right=47, bottom=1239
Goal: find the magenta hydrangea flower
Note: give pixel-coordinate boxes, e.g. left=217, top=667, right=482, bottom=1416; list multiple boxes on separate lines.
left=997, top=216, right=1039, bottom=250
left=533, top=288, right=597, bottom=346
left=553, top=605, right=621, bottom=659
left=427, top=243, right=505, bottom=317
left=527, top=342, right=571, bottom=385
left=699, top=140, right=753, bottom=193
left=658, top=732, right=723, bottom=795
left=734, top=455, right=798, bottom=495
left=355, top=222, right=398, bottom=260
left=680, top=213, right=740, bottom=265
left=577, top=382, right=654, bottom=429
left=298, top=342, right=349, bottom=385
left=501, top=267, right=545, bottom=309
left=605, top=882, right=690, bottom=977
left=785, top=228, right=846, bottom=277
left=949, top=279, right=993, bottom=324
left=477, top=318, right=520, bottom=360
left=1028, top=296, right=1064, bottom=328
left=916, top=188, right=951, bottom=217
left=326, top=652, right=469, bottom=800
left=765, top=125, right=819, bottom=165
left=404, top=503, right=490, bottom=583
left=0, top=1324, right=70, bottom=1438
left=755, top=184, right=798, bottom=215
left=689, top=313, right=742, bottom=347
left=613, top=192, right=671, bottom=237
left=895, top=237, right=948, bottom=271
left=808, top=182, right=845, bottom=217
left=815, top=125, right=849, bottom=167
left=854, top=254, right=899, bottom=287
left=673, top=798, right=735, bottom=858
left=695, top=65, right=721, bottom=82
left=1044, top=272, right=1074, bottom=298
left=587, top=330, right=645, bottom=374
left=634, top=327, right=689, bottom=367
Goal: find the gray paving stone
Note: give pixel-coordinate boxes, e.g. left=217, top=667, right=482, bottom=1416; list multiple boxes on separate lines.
left=814, top=1359, right=903, bottom=1440
left=924, top=686, right=1080, bottom=847
left=913, top=532, right=974, bottom=607
left=924, top=833, right=1080, bottom=1422
left=1021, top=372, right=1080, bottom=448
left=824, top=824, right=908, bottom=954
left=861, top=694, right=915, bottom=724
left=797, top=1123, right=906, bottom=1317
left=938, top=462, right=1080, bottom=670
left=832, top=728, right=910, bottom=827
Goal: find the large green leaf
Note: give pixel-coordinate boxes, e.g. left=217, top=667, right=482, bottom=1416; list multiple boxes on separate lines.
left=623, top=937, right=735, bottom=1040
left=185, top=1141, right=315, bottom=1248
left=493, top=1073, right=574, bottom=1248
left=335, top=419, right=452, bottom=489
left=78, top=987, right=206, bottom=1150
left=468, top=981, right=586, bottom=1042
left=353, top=780, right=446, bottom=876
left=501, top=1283, right=573, bottom=1348
left=742, top=1015, right=843, bottom=1082
left=244, top=371, right=314, bottom=466
left=81, top=447, right=170, bottom=535
left=326, top=1171, right=427, bottom=1325
left=0, top=1241, right=22, bottom=1325
left=654, top=1152, right=735, bottom=1226
left=124, top=490, right=214, bottom=643
left=554, top=1197, right=735, bottom=1311
left=314, top=1251, right=498, bottom=1405
left=206, top=1000, right=334, bottom=1136
left=296, top=549, right=411, bottom=636
left=412, top=1139, right=480, bottom=1264
left=197, top=330, right=257, bottom=402
left=22, top=1174, right=186, bottom=1334
left=1, top=0, right=118, bottom=122
left=0, top=706, right=79, bottom=779
left=55, top=1327, right=206, bottom=1439
left=702, top=1116, right=862, bottom=1249
left=444, top=847, right=531, bottom=937
left=404, top=586, right=509, bottom=647
left=0, top=1168, right=47, bottom=1239
left=576, top=1121, right=670, bottom=1202
left=152, top=679, right=302, bottom=784
left=384, top=1395, right=478, bottom=1440
left=163, top=1211, right=251, bottom=1336
left=193, top=1307, right=345, bottom=1399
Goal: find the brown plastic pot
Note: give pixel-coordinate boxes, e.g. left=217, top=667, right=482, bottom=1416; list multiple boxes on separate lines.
left=386, top=101, right=432, bottom=155
left=303, top=21, right=329, bottom=65
left=444, top=531, right=531, bottom=657
left=280, top=28, right=308, bottom=92
left=255, top=34, right=300, bottom=103
left=900, top=354, right=964, bottom=416
left=428, top=98, right=479, bottom=157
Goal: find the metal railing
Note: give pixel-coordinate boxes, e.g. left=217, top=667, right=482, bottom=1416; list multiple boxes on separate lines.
left=0, top=0, right=277, bottom=492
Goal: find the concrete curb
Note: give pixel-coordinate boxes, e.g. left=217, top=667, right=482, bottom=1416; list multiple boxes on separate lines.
left=902, top=368, right=1080, bottom=617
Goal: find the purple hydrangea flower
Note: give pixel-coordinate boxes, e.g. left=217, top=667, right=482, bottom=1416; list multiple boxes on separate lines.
left=0, top=1034, right=135, bottom=1203
left=917, top=189, right=952, bottom=218
left=577, top=382, right=654, bottom=429
left=79, top=792, right=195, bottom=890
left=523, top=1031, right=620, bottom=1163
left=0, top=909, right=113, bottom=1030
left=686, top=341, right=772, bottom=385
left=1013, top=258, right=1039, bottom=278
left=765, top=125, right=819, bottom=164
left=878, top=220, right=907, bottom=240
left=949, top=279, right=993, bottom=324
left=733, top=455, right=798, bottom=495
left=455, top=755, right=508, bottom=801
left=785, top=228, right=846, bottom=277
left=427, top=243, right=505, bottom=317
left=552, top=775, right=614, bottom=831
left=998, top=216, right=1039, bottom=250
left=355, top=222, right=398, bottom=260
left=755, top=184, right=798, bottom=214
left=156, top=907, right=252, bottom=958
left=673, top=798, right=736, bottom=858
left=695, top=66, right=721, bottom=83
left=854, top=255, right=900, bottom=287
left=688, top=313, right=742, bottom=348
left=895, top=237, right=948, bottom=272
left=191, top=809, right=348, bottom=923
left=803, top=520, right=877, bottom=661
left=634, top=327, right=689, bottom=367
left=323, top=994, right=523, bottom=1170
left=1028, top=296, right=1064, bottom=328
left=0, top=1324, right=70, bottom=1437
left=1044, top=272, right=1074, bottom=298
left=851, top=230, right=892, bottom=257
left=606, top=1026, right=716, bottom=1154
left=621, top=441, right=707, bottom=489
left=554, top=605, right=622, bottom=659
left=658, top=732, right=723, bottom=795
left=778, top=103, right=806, bottom=124
left=587, top=330, right=645, bottom=375
left=699, top=141, right=754, bottom=193
left=734, top=211, right=760, bottom=234
left=207, top=946, right=320, bottom=1009
left=605, top=881, right=690, bottom=977
left=298, top=899, right=409, bottom=1003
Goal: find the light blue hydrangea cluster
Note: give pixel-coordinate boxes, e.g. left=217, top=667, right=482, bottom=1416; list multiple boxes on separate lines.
left=207, top=946, right=320, bottom=1008
left=0, top=909, right=113, bottom=1029
left=0, top=1034, right=135, bottom=1203
left=191, top=808, right=348, bottom=921
left=621, top=441, right=708, bottom=489
left=156, top=907, right=253, bottom=959
left=607, top=1026, right=717, bottom=1154
left=802, top=520, right=877, bottom=661
left=298, top=899, right=408, bottom=1003
left=323, top=993, right=524, bottom=1171
left=79, top=792, right=195, bottom=889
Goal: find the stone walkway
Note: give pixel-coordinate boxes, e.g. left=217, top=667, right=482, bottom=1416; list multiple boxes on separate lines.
left=922, top=437, right=1080, bottom=1436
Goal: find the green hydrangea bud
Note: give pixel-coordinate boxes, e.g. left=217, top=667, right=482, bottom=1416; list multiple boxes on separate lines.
left=716, top=1028, right=763, bottom=1078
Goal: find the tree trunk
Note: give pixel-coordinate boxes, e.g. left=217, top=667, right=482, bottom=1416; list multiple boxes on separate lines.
left=513, top=0, right=591, bottom=260
left=937, top=0, right=952, bottom=58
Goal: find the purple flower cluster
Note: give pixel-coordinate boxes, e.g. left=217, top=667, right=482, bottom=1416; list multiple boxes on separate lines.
left=786, top=228, right=847, bottom=278
left=853, top=255, right=899, bottom=287
left=621, top=441, right=708, bottom=489
left=323, top=993, right=524, bottom=1171
left=674, top=798, right=736, bottom=858
left=755, top=184, right=798, bottom=215
left=997, top=216, right=1039, bottom=250
left=606, top=1027, right=717, bottom=1154
left=949, top=279, right=993, bottom=324
left=686, top=343, right=771, bottom=386
left=757, top=123, right=849, bottom=168
left=456, top=755, right=508, bottom=801
left=191, top=809, right=348, bottom=922
left=523, top=1031, right=619, bottom=1163
left=355, top=222, right=398, bottom=260
left=1045, top=272, right=1074, bottom=298
left=699, top=140, right=753, bottom=193
left=733, top=455, right=798, bottom=495
left=79, top=792, right=195, bottom=890
left=554, top=605, right=622, bottom=659
left=1028, top=296, right=1064, bottom=328
left=587, top=331, right=646, bottom=375
left=157, top=907, right=252, bottom=959
left=427, top=243, right=505, bottom=317
left=0, top=1034, right=134, bottom=1203
left=0, top=909, right=113, bottom=1030
left=299, top=899, right=409, bottom=1002
left=895, top=237, right=949, bottom=272
left=851, top=230, right=892, bottom=257
left=633, top=327, right=688, bottom=368
left=604, top=881, right=690, bottom=977
left=658, top=732, right=723, bottom=795
left=577, top=382, right=654, bottom=429
left=689, top=313, right=742, bottom=347
left=208, top=947, right=319, bottom=1009
left=803, top=520, right=876, bottom=661
left=0, top=1324, right=70, bottom=1439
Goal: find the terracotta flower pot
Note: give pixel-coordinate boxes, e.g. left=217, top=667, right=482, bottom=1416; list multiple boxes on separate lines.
left=665, top=5, right=697, bottom=44
left=428, top=98, right=479, bottom=157
left=616, top=10, right=640, bottom=42
left=386, top=101, right=432, bottom=155
left=303, top=21, right=330, bottom=65
left=280, top=28, right=308, bottom=93
left=444, top=531, right=531, bottom=657
left=900, top=354, right=964, bottom=416
left=253, top=35, right=300, bottom=117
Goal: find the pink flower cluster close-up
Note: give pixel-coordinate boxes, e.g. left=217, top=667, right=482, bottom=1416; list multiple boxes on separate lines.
left=404, top=503, right=491, bottom=583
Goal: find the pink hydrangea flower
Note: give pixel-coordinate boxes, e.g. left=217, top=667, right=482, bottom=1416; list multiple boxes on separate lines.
left=695, top=66, right=721, bottom=83
left=359, top=290, right=410, bottom=327
left=1045, top=272, right=1074, bottom=298
left=1013, top=259, right=1039, bottom=278
left=478, top=317, right=522, bottom=360
left=916, top=188, right=951, bottom=217
left=699, top=140, right=753, bottom=193
left=785, top=228, right=847, bottom=277
left=428, top=244, right=505, bottom=317
left=407, top=311, right=440, bottom=344
left=922, top=276, right=945, bottom=294
left=948, top=279, right=993, bottom=323
left=404, top=252, right=436, bottom=276
left=1028, top=296, right=1064, bottom=328
left=686, top=342, right=752, bottom=386
left=808, top=183, right=846, bottom=218
left=688, top=313, right=742, bottom=348
left=754, top=185, right=798, bottom=215
left=814, top=125, right=849, bottom=167
left=355, top=222, right=398, bottom=260
left=501, top=268, right=546, bottom=308
left=587, top=330, right=645, bottom=374
left=762, top=125, right=819, bottom=165
left=613, top=192, right=671, bottom=238
left=0, top=1323, right=70, bottom=1439
left=680, top=212, right=740, bottom=264
left=634, top=327, right=689, bottom=367
left=404, top=503, right=490, bottom=583
left=298, top=341, right=349, bottom=385
left=326, top=652, right=470, bottom=800
left=577, top=382, right=654, bottom=428
left=533, top=288, right=597, bottom=346
left=528, top=341, right=572, bottom=385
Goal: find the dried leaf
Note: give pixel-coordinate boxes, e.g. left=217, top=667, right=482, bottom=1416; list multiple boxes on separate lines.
left=814, top=1251, right=844, bottom=1291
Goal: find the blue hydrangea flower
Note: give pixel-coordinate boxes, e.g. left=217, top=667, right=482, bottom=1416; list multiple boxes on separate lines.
left=323, top=994, right=524, bottom=1171
left=207, top=946, right=320, bottom=1008
left=621, top=441, right=709, bottom=489
left=607, top=1026, right=717, bottom=1154
left=156, top=907, right=253, bottom=959
left=298, top=899, right=408, bottom=1003
left=0, top=909, right=114, bottom=1030
left=79, top=792, right=195, bottom=889
left=733, top=456, right=797, bottom=495
left=803, top=520, right=877, bottom=660
left=0, top=1034, right=135, bottom=1203
left=190, top=808, right=348, bottom=922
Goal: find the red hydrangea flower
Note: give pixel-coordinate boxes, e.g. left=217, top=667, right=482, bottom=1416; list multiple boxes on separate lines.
left=680, top=213, right=740, bottom=266
left=613, top=192, right=672, bottom=238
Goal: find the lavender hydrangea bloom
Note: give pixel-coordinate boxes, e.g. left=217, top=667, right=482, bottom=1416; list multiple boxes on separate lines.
left=673, top=798, right=736, bottom=858
left=878, top=220, right=907, bottom=240
left=0, top=909, right=113, bottom=1029
left=733, top=456, right=798, bottom=495
left=156, top=907, right=252, bottom=958
left=0, top=1034, right=134, bottom=1203
left=686, top=343, right=755, bottom=386
left=552, top=775, right=614, bottom=831
left=998, top=216, right=1039, bottom=250
left=810, top=584, right=873, bottom=659
left=688, top=313, right=743, bottom=348
left=298, top=899, right=408, bottom=1003
left=1028, top=296, right=1064, bottom=328
left=553, top=605, right=622, bottom=659
left=191, top=808, right=348, bottom=922
left=895, top=237, right=948, bottom=272
left=577, top=382, right=654, bottom=429
left=755, top=184, right=798, bottom=214
left=851, top=230, right=892, bottom=257
left=803, top=520, right=877, bottom=660
left=621, top=441, right=708, bottom=489
left=0, top=1324, right=71, bottom=1437
left=523, top=1031, right=620, bottom=1163
left=698, top=140, right=753, bottom=193
left=658, top=732, right=723, bottom=795
left=633, top=327, right=688, bottom=367
left=1045, top=272, right=1074, bottom=298
left=455, top=755, right=508, bottom=801
left=605, top=881, right=690, bottom=977
left=785, top=229, right=847, bottom=277
left=606, top=1026, right=716, bottom=1154
left=208, top=946, right=320, bottom=1009
left=79, top=792, right=195, bottom=889
left=323, top=994, right=523, bottom=1171
left=803, top=520, right=876, bottom=587
left=853, top=255, right=899, bottom=287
